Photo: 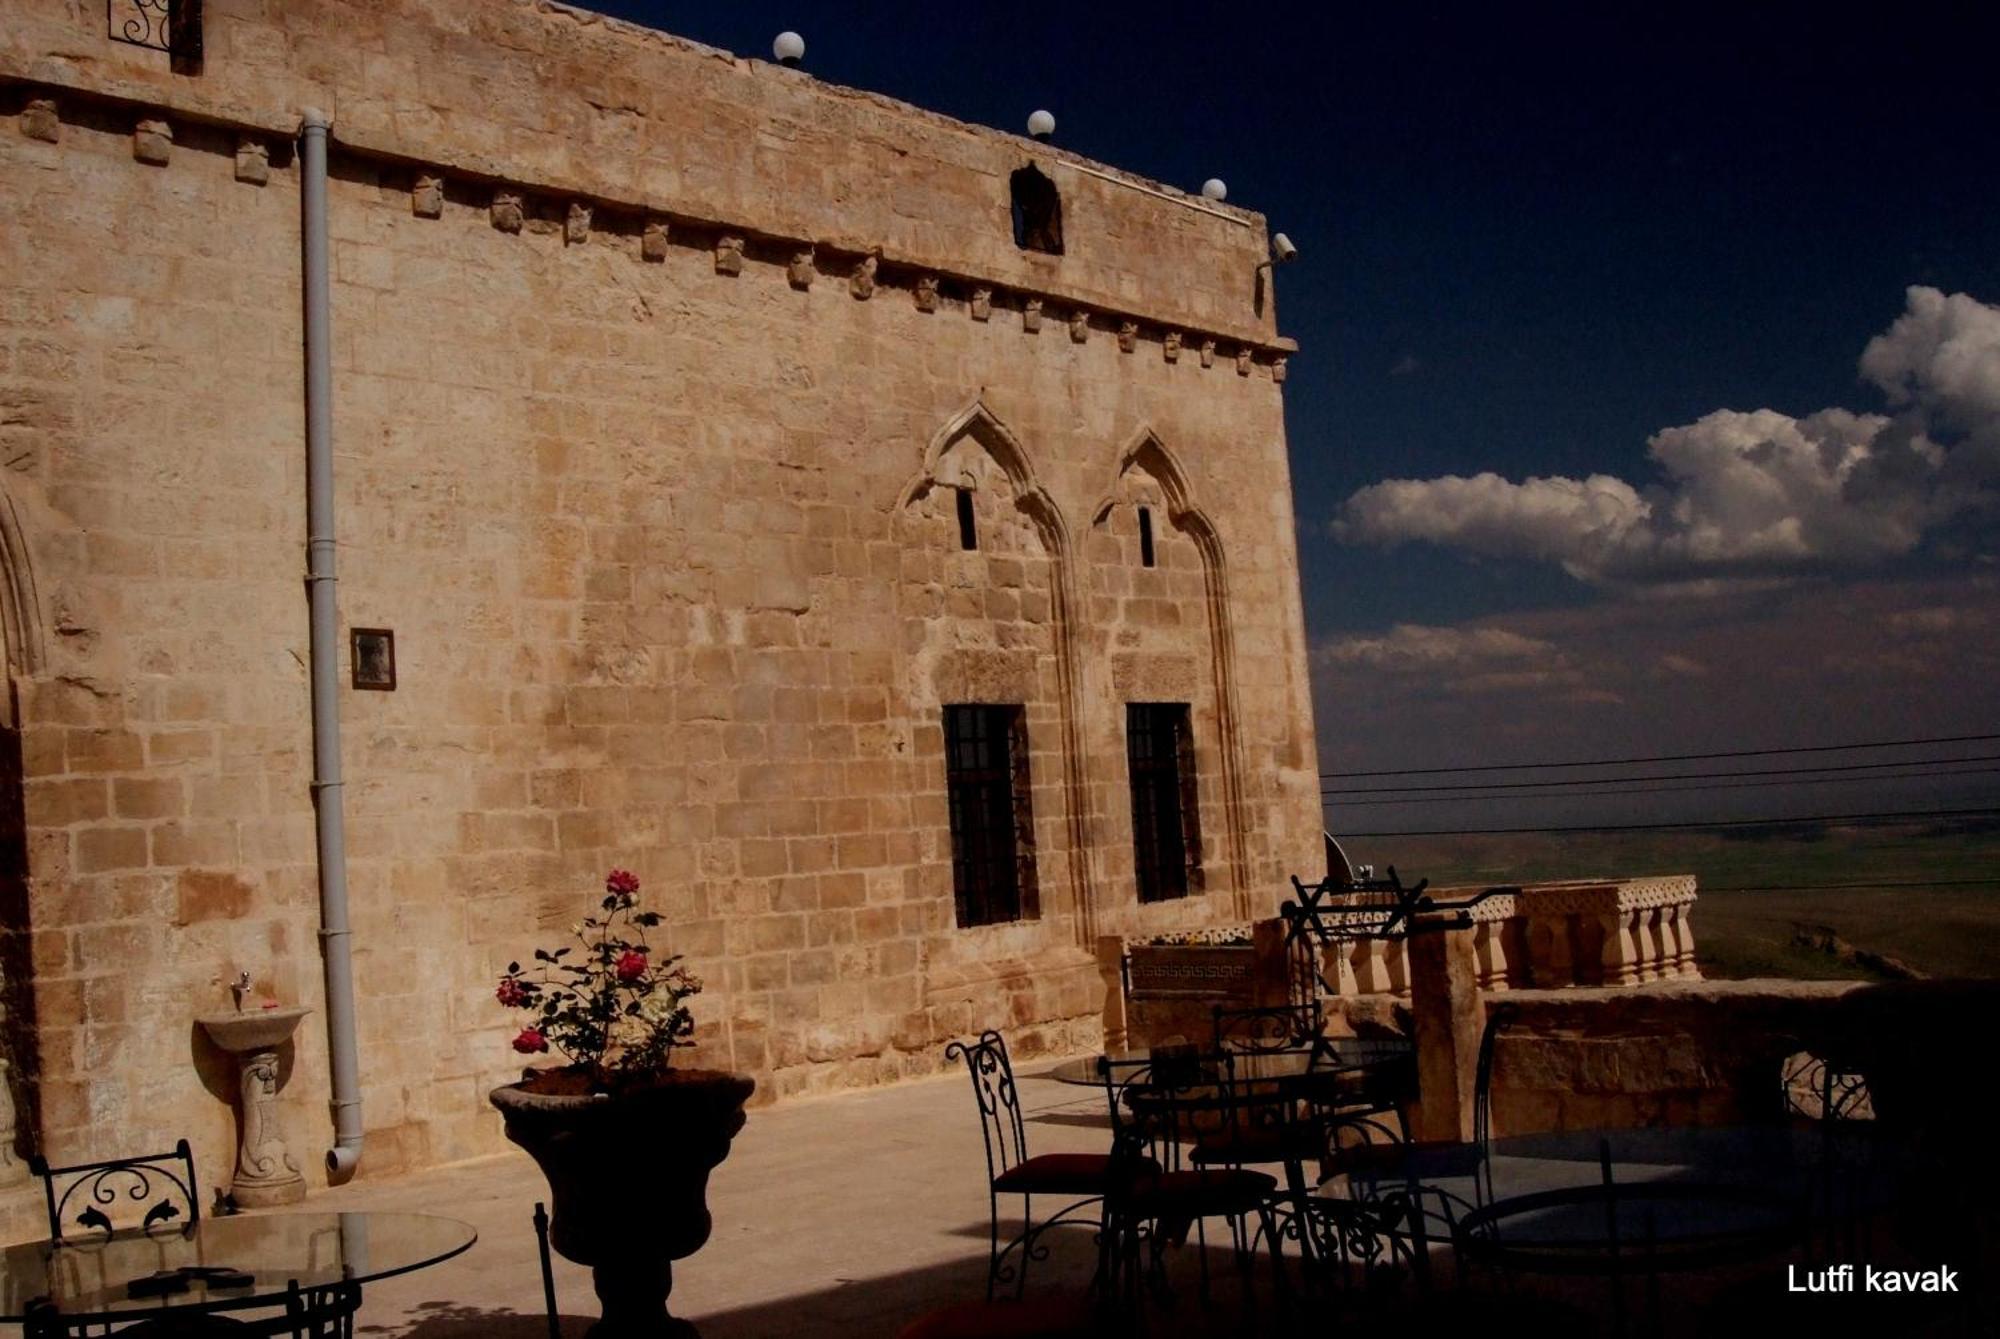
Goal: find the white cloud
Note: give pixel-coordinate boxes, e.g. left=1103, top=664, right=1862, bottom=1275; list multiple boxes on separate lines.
left=1335, top=287, right=2000, bottom=588
left=1315, top=623, right=1610, bottom=699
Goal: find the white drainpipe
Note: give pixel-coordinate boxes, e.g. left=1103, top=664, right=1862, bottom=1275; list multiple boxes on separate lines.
left=299, top=109, right=363, bottom=1179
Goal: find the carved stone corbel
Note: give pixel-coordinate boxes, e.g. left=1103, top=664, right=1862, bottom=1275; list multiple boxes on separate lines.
left=491, top=191, right=525, bottom=233
left=1022, top=297, right=1042, bottom=332
left=20, top=98, right=58, bottom=144
left=850, top=253, right=878, bottom=299
left=565, top=201, right=592, bottom=245
left=715, top=235, right=745, bottom=275
left=641, top=218, right=669, bottom=262
left=789, top=249, right=815, bottom=289
left=413, top=174, right=444, bottom=218
left=970, top=287, right=992, bottom=321
left=133, top=119, right=172, bottom=166
left=914, top=274, right=940, bottom=312
left=234, top=138, right=269, bottom=186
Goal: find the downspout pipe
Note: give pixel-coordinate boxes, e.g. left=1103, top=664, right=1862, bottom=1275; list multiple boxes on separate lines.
left=300, top=109, right=364, bottom=1180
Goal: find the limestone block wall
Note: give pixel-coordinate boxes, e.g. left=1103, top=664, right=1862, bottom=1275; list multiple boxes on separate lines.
left=0, top=0, right=1323, bottom=1202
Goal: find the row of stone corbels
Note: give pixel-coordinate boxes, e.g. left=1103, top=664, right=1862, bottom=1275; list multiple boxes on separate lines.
left=478, top=194, right=1286, bottom=380
left=13, top=91, right=1289, bottom=384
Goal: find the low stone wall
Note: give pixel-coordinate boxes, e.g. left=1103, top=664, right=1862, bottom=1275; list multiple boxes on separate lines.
left=1486, top=978, right=1997, bottom=1138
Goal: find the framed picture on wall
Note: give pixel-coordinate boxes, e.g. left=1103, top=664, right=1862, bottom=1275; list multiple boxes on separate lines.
left=350, top=628, right=396, bottom=691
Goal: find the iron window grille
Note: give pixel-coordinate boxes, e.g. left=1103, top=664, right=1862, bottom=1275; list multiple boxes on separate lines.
left=108, top=1, right=203, bottom=71
left=943, top=705, right=1039, bottom=927
left=1127, top=703, right=1203, bottom=903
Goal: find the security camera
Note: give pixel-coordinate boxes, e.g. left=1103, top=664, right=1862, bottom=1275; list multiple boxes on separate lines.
left=1272, top=233, right=1298, bottom=263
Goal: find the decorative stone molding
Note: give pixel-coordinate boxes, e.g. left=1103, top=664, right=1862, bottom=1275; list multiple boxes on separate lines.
left=715, top=235, right=745, bottom=275
left=970, top=287, right=992, bottom=321
left=1200, top=338, right=1216, bottom=368
left=1022, top=297, right=1042, bottom=332
left=1068, top=310, right=1088, bottom=343
left=1331, top=876, right=1704, bottom=998
left=565, top=201, right=592, bottom=244
left=2, top=77, right=1302, bottom=368
left=1235, top=347, right=1252, bottom=376
left=641, top=217, right=669, bottom=261
left=20, top=98, right=58, bottom=144
left=788, top=249, right=814, bottom=290
left=1272, top=356, right=1287, bottom=383
left=133, top=118, right=172, bottom=166
left=1163, top=330, right=1182, bottom=363
left=0, top=1056, right=23, bottom=1188
left=491, top=191, right=525, bottom=233
left=1118, top=320, right=1138, bottom=353
left=234, top=137, right=269, bottom=185
left=413, top=174, right=444, bottom=218
left=913, top=274, right=939, bottom=312
left=850, top=253, right=877, bottom=299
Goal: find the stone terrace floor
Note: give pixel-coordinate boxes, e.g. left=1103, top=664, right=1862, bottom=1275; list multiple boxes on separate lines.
left=319, top=1059, right=1120, bottom=1337
left=307, top=1059, right=1980, bottom=1338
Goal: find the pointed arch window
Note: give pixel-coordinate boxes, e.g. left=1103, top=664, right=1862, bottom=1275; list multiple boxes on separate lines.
left=1010, top=165, right=1063, bottom=255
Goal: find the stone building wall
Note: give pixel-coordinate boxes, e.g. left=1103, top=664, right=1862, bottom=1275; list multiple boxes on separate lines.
left=0, top=0, right=1321, bottom=1210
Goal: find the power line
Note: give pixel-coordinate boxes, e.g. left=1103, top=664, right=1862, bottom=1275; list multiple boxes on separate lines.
left=1321, top=755, right=2000, bottom=798
left=1324, top=805, right=2000, bottom=838
left=1702, top=877, right=2000, bottom=893
left=1319, top=732, right=2000, bottom=780
left=1325, top=764, right=2000, bottom=805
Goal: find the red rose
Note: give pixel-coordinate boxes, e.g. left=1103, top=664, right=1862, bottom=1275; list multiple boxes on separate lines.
left=606, top=869, right=640, bottom=896
left=511, top=1027, right=549, bottom=1055
left=496, top=976, right=529, bottom=1007
left=615, top=949, right=647, bottom=982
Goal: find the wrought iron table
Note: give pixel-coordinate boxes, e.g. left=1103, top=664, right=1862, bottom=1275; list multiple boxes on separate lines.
left=0, top=1211, right=476, bottom=1336
left=1042, top=1038, right=1413, bottom=1092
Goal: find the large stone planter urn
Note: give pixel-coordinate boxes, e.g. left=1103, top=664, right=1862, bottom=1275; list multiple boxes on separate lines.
left=490, top=1069, right=754, bottom=1338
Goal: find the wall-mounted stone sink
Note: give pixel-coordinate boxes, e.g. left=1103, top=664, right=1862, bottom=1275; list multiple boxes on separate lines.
left=197, top=1006, right=311, bottom=1206
left=198, top=1005, right=311, bottom=1054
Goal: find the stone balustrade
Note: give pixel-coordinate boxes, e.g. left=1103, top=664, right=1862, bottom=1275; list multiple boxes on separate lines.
left=1324, top=876, right=1700, bottom=998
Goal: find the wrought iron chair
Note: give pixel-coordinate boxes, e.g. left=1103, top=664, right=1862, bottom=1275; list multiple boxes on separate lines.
left=1304, top=1001, right=1519, bottom=1295
left=1096, top=1052, right=1283, bottom=1309
left=534, top=1202, right=562, bottom=1339
left=28, top=1140, right=201, bottom=1244
left=945, top=1031, right=1115, bottom=1300
left=1209, top=999, right=1326, bottom=1056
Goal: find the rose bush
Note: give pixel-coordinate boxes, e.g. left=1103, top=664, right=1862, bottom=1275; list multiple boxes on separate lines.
left=495, top=868, right=701, bottom=1088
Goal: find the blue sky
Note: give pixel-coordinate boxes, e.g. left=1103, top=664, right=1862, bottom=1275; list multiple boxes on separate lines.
left=597, top=2, right=2000, bottom=830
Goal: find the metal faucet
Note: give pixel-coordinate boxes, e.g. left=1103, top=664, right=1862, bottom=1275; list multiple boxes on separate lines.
left=231, top=971, right=252, bottom=1012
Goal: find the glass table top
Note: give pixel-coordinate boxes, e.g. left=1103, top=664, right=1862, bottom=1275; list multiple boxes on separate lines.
left=1, top=1211, right=476, bottom=1321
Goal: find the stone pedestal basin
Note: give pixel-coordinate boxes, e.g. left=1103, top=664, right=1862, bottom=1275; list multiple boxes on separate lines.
left=198, top=1006, right=311, bottom=1207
